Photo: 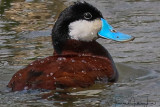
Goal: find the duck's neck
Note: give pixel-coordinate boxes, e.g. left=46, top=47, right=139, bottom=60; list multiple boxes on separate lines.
left=53, top=39, right=118, bottom=82
left=53, top=39, right=108, bottom=57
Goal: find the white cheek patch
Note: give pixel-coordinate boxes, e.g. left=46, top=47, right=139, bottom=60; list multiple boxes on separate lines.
left=69, top=19, right=102, bottom=41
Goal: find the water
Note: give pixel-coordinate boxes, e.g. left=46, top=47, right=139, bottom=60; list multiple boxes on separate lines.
left=0, top=0, right=160, bottom=106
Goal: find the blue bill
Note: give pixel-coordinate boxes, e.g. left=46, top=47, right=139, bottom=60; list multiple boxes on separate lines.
left=98, top=18, right=135, bottom=42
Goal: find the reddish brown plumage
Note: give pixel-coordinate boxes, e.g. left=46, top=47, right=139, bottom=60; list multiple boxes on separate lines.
left=8, top=40, right=117, bottom=91
left=8, top=55, right=114, bottom=91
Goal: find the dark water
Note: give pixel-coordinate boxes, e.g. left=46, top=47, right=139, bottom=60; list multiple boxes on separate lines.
left=0, top=0, right=160, bottom=106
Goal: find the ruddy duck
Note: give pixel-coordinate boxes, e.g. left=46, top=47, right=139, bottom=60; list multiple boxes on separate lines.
left=8, top=2, right=134, bottom=91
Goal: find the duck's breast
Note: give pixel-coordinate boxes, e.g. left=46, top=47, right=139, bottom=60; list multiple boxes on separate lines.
left=8, top=55, right=115, bottom=91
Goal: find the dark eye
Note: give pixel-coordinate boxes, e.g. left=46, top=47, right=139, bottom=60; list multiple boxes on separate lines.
left=84, top=12, right=92, bottom=20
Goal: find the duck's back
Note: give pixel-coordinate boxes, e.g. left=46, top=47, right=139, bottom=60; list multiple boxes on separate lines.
left=8, top=54, right=117, bottom=91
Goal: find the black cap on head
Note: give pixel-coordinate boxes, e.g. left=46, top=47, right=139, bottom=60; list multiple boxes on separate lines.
left=52, top=2, right=103, bottom=54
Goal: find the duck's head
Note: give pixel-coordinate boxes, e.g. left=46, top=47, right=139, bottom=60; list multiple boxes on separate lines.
left=52, top=2, right=134, bottom=54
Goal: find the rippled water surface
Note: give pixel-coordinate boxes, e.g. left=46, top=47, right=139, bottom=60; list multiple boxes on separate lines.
left=0, top=0, right=160, bottom=106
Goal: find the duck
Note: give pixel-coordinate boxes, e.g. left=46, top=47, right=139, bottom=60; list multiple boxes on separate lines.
left=8, top=2, right=134, bottom=91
